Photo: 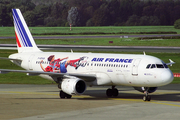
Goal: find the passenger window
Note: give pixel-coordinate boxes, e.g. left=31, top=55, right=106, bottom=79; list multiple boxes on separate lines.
left=146, top=64, right=151, bottom=69
left=156, top=64, right=164, bottom=68
left=151, top=64, right=156, bottom=68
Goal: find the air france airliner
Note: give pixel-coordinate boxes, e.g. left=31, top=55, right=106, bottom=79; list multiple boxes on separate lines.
left=0, top=9, right=175, bottom=101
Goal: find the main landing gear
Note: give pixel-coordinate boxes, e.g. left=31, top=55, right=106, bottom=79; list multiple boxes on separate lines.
left=59, top=90, right=72, bottom=99
left=106, top=86, right=119, bottom=97
left=58, top=84, right=72, bottom=99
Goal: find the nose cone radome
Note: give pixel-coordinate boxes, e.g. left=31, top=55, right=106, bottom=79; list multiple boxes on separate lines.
left=161, top=70, right=174, bottom=85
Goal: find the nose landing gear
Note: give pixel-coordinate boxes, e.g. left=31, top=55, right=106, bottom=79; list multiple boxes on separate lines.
left=143, top=88, right=151, bottom=101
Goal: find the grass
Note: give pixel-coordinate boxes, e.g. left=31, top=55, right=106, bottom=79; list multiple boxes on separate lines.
left=1, top=38, right=180, bottom=47
left=1, top=26, right=180, bottom=36
left=0, top=26, right=180, bottom=84
left=0, top=50, right=179, bottom=84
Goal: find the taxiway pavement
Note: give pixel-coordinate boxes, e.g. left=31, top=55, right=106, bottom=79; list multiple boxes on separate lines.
left=0, top=84, right=180, bottom=120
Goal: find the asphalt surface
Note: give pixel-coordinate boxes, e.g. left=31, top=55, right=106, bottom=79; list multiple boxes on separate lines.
left=0, top=84, right=180, bottom=120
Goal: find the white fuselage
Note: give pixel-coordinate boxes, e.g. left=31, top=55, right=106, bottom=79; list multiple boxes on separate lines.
left=9, top=51, right=174, bottom=87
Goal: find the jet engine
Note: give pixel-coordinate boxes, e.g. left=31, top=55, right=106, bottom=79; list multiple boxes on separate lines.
left=134, top=87, right=157, bottom=93
left=61, top=78, right=86, bottom=95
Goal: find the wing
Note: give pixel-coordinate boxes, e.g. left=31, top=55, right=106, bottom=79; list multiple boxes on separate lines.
left=0, top=57, right=22, bottom=61
left=0, top=69, right=96, bottom=82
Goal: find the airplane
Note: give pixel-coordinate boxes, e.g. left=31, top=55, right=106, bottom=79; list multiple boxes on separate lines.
left=0, top=9, right=175, bottom=101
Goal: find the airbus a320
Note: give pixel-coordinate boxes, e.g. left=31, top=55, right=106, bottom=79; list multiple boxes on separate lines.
left=0, top=9, right=175, bottom=101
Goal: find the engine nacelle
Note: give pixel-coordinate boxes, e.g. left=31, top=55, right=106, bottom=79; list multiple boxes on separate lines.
left=134, top=87, right=157, bottom=93
left=61, top=78, right=86, bottom=95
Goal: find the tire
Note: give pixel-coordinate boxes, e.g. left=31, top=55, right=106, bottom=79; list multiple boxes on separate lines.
left=66, top=94, right=72, bottom=99
left=147, top=96, right=151, bottom=101
left=112, top=88, right=119, bottom=97
left=59, top=90, right=66, bottom=99
left=143, top=96, right=147, bottom=101
left=106, top=88, right=112, bottom=97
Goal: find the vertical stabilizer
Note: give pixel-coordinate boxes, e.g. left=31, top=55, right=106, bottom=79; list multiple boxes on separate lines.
left=12, top=9, right=42, bottom=53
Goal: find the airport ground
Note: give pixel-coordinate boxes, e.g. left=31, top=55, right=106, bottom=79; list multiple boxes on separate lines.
left=0, top=84, right=180, bottom=120
left=0, top=34, right=180, bottom=119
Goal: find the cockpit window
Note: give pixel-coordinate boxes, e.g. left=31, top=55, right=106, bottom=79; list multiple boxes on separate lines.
left=146, top=64, right=151, bottom=69
left=156, top=64, right=164, bottom=68
left=146, top=63, right=169, bottom=69
left=151, top=64, right=156, bottom=68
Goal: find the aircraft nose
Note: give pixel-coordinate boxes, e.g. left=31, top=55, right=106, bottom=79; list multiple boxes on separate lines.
left=161, top=70, right=174, bottom=85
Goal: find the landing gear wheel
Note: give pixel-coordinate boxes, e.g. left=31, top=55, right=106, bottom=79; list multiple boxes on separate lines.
left=112, top=88, right=118, bottom=97
left=143, top=96, right=151, bottom=101
left=106, top=86, right=119, bottom=97
left=66, top=94, right=72, bottom=99
left=59, top=90, right=72, bottom=99
left=106, top=88, right=113, bottom=97
left=60, top=90, right=66, bottom=99
left=143, top=96, right=147, bottom=101
left=147, top=96, right=151, bottom=101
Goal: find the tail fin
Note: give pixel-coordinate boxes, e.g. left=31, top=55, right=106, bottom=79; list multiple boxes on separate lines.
left=12, top=9, right=41, bottom=53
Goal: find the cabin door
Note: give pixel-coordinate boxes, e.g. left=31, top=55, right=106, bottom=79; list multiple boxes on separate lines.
left=132, top=58, right=141, bottom=76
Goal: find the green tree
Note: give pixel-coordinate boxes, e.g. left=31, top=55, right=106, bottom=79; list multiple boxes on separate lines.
left=0, top=4, right=11, bottom=26
left=125, top=15, right=139, bottom=26
left=23, top=11, right=36, bottom=26
left=92, top=3, right=111, bottom=26
left=174, top=19, right=180, bottom=29
left=33, top=5, right=49, bottom=26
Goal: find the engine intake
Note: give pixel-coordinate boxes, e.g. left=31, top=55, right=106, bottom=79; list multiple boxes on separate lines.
left=61, top=78, right=86, bottom=95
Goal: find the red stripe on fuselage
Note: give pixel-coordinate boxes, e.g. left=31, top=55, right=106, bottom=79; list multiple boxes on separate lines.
left=15, top=32, right=21, bottom=47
